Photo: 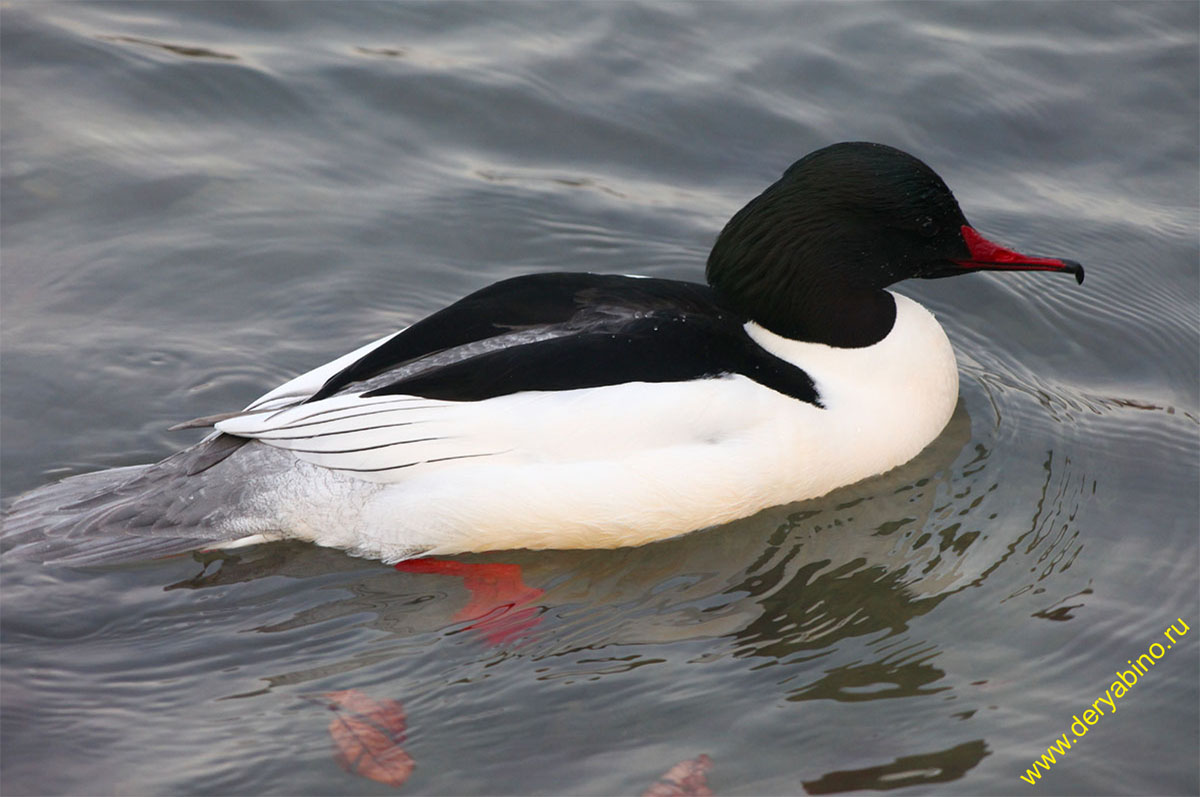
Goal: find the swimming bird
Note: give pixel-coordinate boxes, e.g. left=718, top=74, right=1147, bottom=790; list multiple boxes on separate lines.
left=1, top=142, right=1084, bottom=565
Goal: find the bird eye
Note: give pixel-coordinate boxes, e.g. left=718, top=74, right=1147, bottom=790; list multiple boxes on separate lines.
left=917, top=216, right=937, bottom=237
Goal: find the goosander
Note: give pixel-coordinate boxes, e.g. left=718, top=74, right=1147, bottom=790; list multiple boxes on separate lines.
left=2, top=142, right=1083, bottom=565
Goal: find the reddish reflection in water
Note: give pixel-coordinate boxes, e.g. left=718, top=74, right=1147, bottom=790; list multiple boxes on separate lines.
left=395, top=558, right=545, bottom=645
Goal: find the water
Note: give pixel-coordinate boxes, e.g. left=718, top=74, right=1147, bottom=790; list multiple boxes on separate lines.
left=2, top=2, right=1197, bottom=795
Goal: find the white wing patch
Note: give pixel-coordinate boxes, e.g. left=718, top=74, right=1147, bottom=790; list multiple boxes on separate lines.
left=208, top=315, right=776, bottom=487
left=216, top=394, right=512, bottom=482
left=215, top=373, right=779, bottom=486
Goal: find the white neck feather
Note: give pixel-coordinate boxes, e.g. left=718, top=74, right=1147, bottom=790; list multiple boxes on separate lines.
left=745, top=290, right=960, bottom=484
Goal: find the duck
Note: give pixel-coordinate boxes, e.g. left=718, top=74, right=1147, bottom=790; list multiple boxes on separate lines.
left=1, top=141, right=1084, bottom=566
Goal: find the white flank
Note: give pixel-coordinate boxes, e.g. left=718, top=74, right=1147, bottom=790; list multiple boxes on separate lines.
left=211, top=290, right=959, bottom=562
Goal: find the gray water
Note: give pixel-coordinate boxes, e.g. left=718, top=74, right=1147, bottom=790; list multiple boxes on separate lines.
left=2, top=2, right=1197, bottom=795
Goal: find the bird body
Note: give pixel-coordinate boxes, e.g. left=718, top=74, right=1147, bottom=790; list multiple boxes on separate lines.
left=1, top=142, right=1082, bottom=565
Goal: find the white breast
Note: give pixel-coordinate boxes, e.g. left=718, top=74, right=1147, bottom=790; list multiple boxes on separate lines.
left=743, top=290, right=960, bottom=497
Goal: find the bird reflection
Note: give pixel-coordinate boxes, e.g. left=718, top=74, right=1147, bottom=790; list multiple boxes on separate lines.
left=802, top=740, right=989, bottom=793
left=168, top=398, right=1091, bottom=659
left=165, top=398, right=1093, bottom=793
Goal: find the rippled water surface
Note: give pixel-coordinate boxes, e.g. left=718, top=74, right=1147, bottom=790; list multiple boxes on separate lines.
left=2, top=3, right=1197, bottom=795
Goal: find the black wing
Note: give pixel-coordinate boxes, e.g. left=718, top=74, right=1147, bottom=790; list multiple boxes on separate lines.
left=310, top=273, right=820, bottom=406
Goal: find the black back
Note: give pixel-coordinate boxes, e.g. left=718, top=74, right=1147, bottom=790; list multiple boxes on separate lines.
left=309, top=273, right=820, bottom=406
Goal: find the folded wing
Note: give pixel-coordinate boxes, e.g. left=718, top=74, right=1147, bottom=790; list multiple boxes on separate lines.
left=214, top=272, right=819, bottom=481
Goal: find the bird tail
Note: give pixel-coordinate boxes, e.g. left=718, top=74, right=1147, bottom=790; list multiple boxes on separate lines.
left=2, top=433, right=257, bottom=566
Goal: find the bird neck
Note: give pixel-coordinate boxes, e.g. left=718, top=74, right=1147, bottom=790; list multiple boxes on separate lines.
left=719, top=280, right=897, bottom=348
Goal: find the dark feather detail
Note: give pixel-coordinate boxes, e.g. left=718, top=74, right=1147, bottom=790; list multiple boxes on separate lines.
left=184, top=433, right=250, bottom=475
left=309, top=273, right=821, bottom=405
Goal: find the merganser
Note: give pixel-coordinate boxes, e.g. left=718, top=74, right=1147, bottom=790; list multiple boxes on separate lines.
left=1, top=142, right=1084, bottom=565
